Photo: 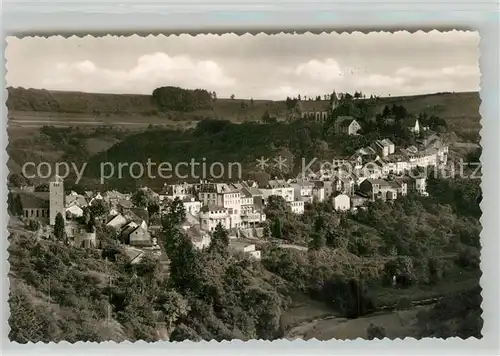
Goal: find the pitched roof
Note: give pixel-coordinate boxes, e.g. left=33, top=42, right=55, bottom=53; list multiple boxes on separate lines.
left=351, top=193, right=368, bottom=201
left=184, top=212, right=199, bottom=226
left=200, top=204, right=226, bottom=213
left=240, top=187, right=253, bottom=198
left=129, top=207, right=149, bottom=224
left=267, top=179, right=290, bottom=189
left=65, top=194, right=88, bottom=208
left=405, top=117, right=419, bottom=126
left=18, top=192, right=49, bottom=209
left=313, top=181, right=325, bottom=188
left=381, top=138, right=394, bottom=146
left=116, top=199, right=133, bottom=209
left=366, top=179, right=391, bottom=187
left=335, top=116, right=355, bottom=127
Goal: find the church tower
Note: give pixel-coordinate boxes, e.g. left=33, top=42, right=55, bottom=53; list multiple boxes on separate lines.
left=49, top=175, right=65, bottom=225
left=330, top=91, right=339, bottom=111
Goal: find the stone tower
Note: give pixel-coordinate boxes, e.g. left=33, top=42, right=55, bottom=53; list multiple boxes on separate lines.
left=49, top=174, right=65, bottom=225
left=330, top=91, right=339, bottom=111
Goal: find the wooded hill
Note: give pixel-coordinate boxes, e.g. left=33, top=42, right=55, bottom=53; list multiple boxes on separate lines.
left=7, top=87, right=481, bottom=140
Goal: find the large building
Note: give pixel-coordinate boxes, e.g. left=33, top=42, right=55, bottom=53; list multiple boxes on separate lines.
left=291, top=92, right=339, bottom=122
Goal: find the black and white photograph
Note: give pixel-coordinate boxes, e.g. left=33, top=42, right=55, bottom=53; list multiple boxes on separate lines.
left=5, top=31, right=483, bottom=343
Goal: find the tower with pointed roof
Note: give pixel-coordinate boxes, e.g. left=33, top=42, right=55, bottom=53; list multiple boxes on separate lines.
left=49, top=174, right=65, bottom=225
left=330, top=91, right=339, bottom=111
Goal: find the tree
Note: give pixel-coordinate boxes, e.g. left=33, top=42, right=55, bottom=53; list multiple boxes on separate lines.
left=309, top=215, right=326, bottom=250
left=285, top=96, right=297, bottom=110
left=54, top=213, right=65, bottom=241
left=208, top=223, right=229, bottom=256
left=170, top=324, right=201, bottom=342
left=89, top=199, right=108, bottom=219
left=160, top=291, right=190, bottom=331
left=147, top=202, right=160, bottom=217
left=131, top=189, right=150, bottom=209
left=382, top=105, right=391, bottom=117
left=262, top=111, right=276, bottom=124
left=26, top=219, right=41, bottom=232
left=8, top=192, right=23, bottom=216
left=162, top=197, right=186, bottom=232
left=8, top=173, right=26, bottom=188
left=152, top=86, right=213, bottom=112
left=262, top=222, right=271, bottom=239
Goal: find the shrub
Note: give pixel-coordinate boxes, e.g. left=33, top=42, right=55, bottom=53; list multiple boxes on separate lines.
left=367, top=322, right=386, bottom=340
left=26, top=219, right=41, bottom=232
left=456, top=246, right=480, bottom=269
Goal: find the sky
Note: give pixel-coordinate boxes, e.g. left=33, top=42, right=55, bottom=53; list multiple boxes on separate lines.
left=6, top=30, right=480, bottom=100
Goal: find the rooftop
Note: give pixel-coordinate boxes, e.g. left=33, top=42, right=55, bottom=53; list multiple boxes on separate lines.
left=17, top=192, right=49, bottom=209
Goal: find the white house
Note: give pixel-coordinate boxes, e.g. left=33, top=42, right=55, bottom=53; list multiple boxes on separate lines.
left=128, top=221, right=151, bottom=247
left=335, top=116, right=362, bottom=135
left=287, top=200, right=305, bottom=215
left=65, top=204, right=84, bottom=218
left=230, top=241, right=262, bottom=260
left=218, top=184, right=242, bottom=229
left=406, top=118, right=421, bottom=134
left=182, top=196, right=202, bottom=216
left=372, top=139, right=395, bottom=158
left=261, top=180, right=295, bottom=202
left=291, top=181, right=314, bottom=200
left=413, top=177, right=428, bottom=196
left=332, top=193, right=351, bottom=211
left=185, top=225, right=211, bottom=250
left=312, top=181, right=326, bottom=202
left=160, top=183, right=193, bottom=201
left=199, top=205, right=231, bottom=232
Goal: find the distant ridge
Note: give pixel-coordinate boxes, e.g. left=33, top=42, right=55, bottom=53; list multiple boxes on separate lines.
left=7, top=86, right=479, bottom=114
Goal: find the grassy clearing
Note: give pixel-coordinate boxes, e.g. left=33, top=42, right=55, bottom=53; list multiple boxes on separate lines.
left=373, top=268, right=480, bottom=307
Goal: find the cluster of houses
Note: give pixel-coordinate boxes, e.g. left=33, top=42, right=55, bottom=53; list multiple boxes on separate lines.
left=289, top=92, right=423, bottom=136
left=303, top=133, right=448, bottom=205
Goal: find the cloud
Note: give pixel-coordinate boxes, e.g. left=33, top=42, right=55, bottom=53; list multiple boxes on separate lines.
left=42, top=53, right=235, bottom=94
left=293, top=59, right=343, bottom=82
left=396, top=65, right=480, bottom=80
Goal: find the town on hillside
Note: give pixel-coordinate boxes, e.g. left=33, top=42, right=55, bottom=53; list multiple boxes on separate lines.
left=8, top=123, right=449, bottom=263
left=7, top=31, right=484, bottom=344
